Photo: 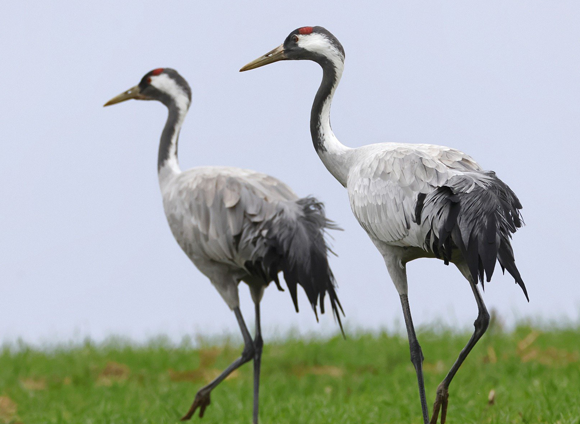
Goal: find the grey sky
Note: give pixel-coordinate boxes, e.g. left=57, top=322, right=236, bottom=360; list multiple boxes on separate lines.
left=1, top=1, right=579, bottom=345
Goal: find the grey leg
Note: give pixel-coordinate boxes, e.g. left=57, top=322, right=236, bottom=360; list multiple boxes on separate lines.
left=429, top=280, right=490, bottom=424
left=253, top=302, right=263, bottom=424
left=181, top=307, right=255, bottom=421
left=400, top=294, right=430, bottom=424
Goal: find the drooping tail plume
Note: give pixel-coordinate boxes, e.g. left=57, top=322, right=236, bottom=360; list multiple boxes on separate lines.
left=419, top=172, right=528, bottom=300
left=253, top=197, right=345, bottom=334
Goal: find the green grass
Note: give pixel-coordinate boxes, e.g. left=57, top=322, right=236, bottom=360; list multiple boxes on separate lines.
left=1, top=325, right=579, bottom=424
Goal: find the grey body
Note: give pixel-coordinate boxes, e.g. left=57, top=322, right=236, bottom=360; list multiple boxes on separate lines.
left=159, top=165, right=306, bottom=307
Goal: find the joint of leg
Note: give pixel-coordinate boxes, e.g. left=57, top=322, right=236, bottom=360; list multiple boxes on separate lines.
left=254, top=335, right=264, bottom=354
left=436, top=381, right=449, bottom=397
left=409, top=340, right=424, bottom=366
left=241, top=342, right=256, bottom=362
left=474, top=309, right=490, bottom=335
left=195, top=385, right=211, bottom=399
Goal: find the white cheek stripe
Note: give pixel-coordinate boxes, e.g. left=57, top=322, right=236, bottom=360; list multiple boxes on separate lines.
left=297, top=32, right=350, bottom=185
left=151, top=74, right=190, bottom=175
left=297, top=33, right=344, bottom=70
left=297, top=33, right=345, bottom=153
left=150, top=73, right=190, bottom=113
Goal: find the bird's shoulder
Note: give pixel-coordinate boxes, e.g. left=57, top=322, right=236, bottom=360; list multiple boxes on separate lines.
left=167, top=166, right=298, bottom=206
left=346, top=143, right=481, bottom=243
left=162, top=166, right=300, bottom=239
left=348, top=143, right=481, bottom=190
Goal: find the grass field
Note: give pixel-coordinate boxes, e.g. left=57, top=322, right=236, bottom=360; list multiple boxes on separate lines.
left=1, top=324, right=579, bottom=424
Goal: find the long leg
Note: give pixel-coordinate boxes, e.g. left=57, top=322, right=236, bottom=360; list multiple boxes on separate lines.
left=400, top=293, right=430, bottom=424
left=181, top=307, right=255, bottom=421
left=253, top=302, right=263, bottom=424
left=379, top=245, right=430, bottom=424
left=429, top=277, right=490, bottom=424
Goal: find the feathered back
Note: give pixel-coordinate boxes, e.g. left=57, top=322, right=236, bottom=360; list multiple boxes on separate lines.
left=418, top=171, right=528, bottom=300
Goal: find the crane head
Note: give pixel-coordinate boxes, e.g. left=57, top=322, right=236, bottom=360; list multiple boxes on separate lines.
left=240, top=26, right=345, bottom=72
left=104, top=68, right=191, bottom=109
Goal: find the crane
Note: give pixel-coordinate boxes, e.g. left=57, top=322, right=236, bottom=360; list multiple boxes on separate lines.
left=104, top=68, right=343, bottom=423
left=240, top=26, right=528, bottom=424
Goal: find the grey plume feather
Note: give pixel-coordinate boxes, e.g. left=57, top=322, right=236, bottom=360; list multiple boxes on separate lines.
left=247, top=196, right=345, bottom=334
left=418, top=171, right=528, bottom=300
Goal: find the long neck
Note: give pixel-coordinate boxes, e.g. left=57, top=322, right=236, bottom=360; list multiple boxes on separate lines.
left=310, top=59, right=351, bottom=186
left=158, top=100, right=187, bottom=177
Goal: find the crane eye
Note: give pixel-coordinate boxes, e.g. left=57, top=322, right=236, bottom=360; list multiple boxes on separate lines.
left=293, top=35, right=299, bottom=42
left=147, top=77, right=152, bottom=84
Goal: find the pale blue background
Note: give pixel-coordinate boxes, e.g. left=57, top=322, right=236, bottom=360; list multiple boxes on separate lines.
left=1, top=1, right=579, bottom=344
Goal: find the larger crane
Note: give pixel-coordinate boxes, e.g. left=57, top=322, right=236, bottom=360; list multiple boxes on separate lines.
left=104, top=68, right=343, bottom=423
left=240, top=26, right=528, bottom=424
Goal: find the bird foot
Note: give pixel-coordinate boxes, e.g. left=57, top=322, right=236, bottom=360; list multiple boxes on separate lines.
left=181, top=391, right=211, bottom=421
left=430, top=385, right=449, bottom=424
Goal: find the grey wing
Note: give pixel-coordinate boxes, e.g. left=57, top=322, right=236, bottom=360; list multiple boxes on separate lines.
left=347, top=144, right=481, bottom=246
left=164, top=167, right=298, bottom=268
left=164, top=167, right=344, bottom=327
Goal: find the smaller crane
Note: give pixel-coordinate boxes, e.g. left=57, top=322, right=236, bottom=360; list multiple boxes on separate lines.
left=104, top=68, right=343, bottom=423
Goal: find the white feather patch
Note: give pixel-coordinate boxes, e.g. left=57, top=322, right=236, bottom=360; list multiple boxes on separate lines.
left=150, top=73, right=190, bottom=175
left=296, top=33, right=344, bottom=70
left=149, top=73, right=190, bottom=113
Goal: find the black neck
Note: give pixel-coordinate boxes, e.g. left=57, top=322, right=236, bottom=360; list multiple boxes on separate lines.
left=157, top=100, right=185, bottom=172
left=310, top=58, right=339, bottom=153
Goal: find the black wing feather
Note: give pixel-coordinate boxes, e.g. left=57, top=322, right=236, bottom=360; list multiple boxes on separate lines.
left=246, top=197, right=345, bottom=334
left=419, top=172, right=528, bottom=300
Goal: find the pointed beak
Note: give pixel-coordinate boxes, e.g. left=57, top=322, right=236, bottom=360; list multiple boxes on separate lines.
left=239, top=44, right=287, bottom=72
left=103, top=85, right=145, bottom=107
